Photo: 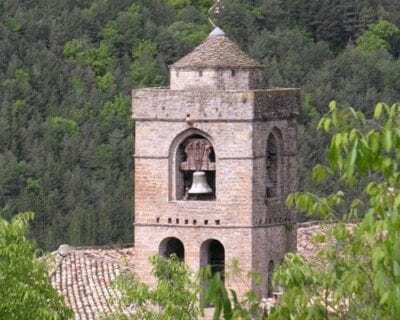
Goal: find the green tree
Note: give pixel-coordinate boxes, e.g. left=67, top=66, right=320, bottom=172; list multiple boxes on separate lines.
left=108, top=255, right=266, bottom=320
left=106, top=255, right=200, bottom=320
left=2, top=0, right=400, bottom=255
left=0, top=211, right=73, bottom=320
left=268, top=102, right=400, bottom=319
left=131, top=40, right=166, bottom=88
left=167, top=20, right=209, bottom=53
left=357, top=20, right=400, bottom=55
left=281, top=0, right=377, bottom=50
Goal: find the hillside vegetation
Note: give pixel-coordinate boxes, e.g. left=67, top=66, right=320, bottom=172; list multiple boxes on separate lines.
left=1, top=0, right=400, bottom=250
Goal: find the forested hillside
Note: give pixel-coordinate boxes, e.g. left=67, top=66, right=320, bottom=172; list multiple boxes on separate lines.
left=1, top=0, right=400, bottom=250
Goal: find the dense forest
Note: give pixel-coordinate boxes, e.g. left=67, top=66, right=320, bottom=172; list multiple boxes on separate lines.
left=1, top=0, right=400, bottom=250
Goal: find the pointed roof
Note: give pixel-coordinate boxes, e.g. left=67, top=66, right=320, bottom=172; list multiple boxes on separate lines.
left=171, top=27, right=264, bottom=69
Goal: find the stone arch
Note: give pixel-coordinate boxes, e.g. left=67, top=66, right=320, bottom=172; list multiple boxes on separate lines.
left=200, top=239, right=225, bottom=281
left=265, top=128, right=284, bottom=199
left=159, top=237, right=185, bottom=261
left=169, top=128, right=216, bottom=201
left=169, top=128, right=215, bottom=159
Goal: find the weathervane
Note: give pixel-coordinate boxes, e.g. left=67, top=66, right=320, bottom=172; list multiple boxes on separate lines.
left=208, top=0, right=223, bottom=28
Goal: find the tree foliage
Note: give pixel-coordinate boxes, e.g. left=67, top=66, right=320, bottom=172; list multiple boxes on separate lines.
left=107, top=255, right=268, bottom=320
left=1, top=0, right=400, bottom=250
left=0, top=212, right=73, bottom=320
left=105, top=255, right=200, bottom=320
left=357, top=20, right=400, bottom=54
left=267, top=102, right=400, bottom=319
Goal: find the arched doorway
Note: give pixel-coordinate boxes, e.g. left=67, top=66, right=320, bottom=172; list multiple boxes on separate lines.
left=200, top=239, right=225, bottom=281
left=159, top=237, right=185, bottom=261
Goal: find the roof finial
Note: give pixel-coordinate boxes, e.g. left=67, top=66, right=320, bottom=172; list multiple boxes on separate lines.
left=208, top=0, right=223, bottom=28
left=209, top=27, right=225, bottom=37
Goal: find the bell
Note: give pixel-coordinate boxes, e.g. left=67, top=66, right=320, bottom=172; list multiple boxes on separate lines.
left=188, top=171, right=212, bottom=194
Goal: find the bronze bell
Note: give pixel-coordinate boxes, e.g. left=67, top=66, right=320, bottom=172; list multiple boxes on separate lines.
left=188, top=171, right=212, bottom=194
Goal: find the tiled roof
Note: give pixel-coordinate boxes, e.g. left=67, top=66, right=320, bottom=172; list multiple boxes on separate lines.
left=297, top=222, right=356, bottom=263
left=171, top=28, right=263, bottom=69
left=297, top=222, right=330, bottom=262
left=50, top=223, right=338, bottom=319
left=50, top=245, right=134, bottom=320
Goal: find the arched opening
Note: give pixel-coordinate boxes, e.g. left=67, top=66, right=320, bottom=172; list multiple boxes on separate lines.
left=200, top=239, right=225, bottom=281
left=265, top=132, right=280, bottom=199
left=267, top=260, right=275, bottom=297
left=175, top=134, right=216, bottom=201
left=159, top=237, right=185, bottom=261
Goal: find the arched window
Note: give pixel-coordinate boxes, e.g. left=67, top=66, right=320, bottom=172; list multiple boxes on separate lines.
left=159, top=237, right=185, bottom=261
left=267, top=260, right=275, bottom=297
left=175, top=133, right=216, bottom=201
left=200, top=239, right=225, bottom=281
left=265, top=130, right=282, bottom=199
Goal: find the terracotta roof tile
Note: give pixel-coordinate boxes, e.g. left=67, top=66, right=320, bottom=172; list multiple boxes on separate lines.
left=297, top=222, right=329, bottom=262
left=297, top=222, right=356, bottom=263
left=171, top=32, right=263, bottom=69
left=50, top=246, right=134, bottom=320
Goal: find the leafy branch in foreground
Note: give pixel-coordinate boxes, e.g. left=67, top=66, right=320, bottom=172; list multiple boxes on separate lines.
left=106, top=256, right=267, bottom=320
left=269, top=102, right=400, bottom=319
left=105, top=255, right=200, bottom=320
left=0, top=212, right=73, bottom=320
left=200, top=265, right=267, bottom=320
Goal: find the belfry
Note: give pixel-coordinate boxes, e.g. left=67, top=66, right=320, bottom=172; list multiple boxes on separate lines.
left=132, top=27, right=300, bottom=297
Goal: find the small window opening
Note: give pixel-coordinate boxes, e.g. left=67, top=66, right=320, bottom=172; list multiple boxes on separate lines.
left=267, top=260, right=275, bottom=297
left=215, top=220, right=220, bottom=225
left=231, top=69, right=236, bottom=77
left=199, top=70, right=203, bottom=77
left=266, top=133, right=279, bottom=199
left=176, top=218, right=180, bottom=224
left=193, top=219, right=197, bottom=225
left=185, top=219, right=189, bottom=224
left=156, top=217, right=160, bottom=223
left=204, top=220, right=208, bottom=225
left=168, top=218, right=172, bottom=224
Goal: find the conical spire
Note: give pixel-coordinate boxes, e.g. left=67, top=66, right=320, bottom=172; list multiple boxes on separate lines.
left=171, top=27, right=263, bottom=70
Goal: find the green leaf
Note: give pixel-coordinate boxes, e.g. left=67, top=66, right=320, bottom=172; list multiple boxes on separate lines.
left=372, top=247, right=385, bottom=269
left=394, top=261, right=400, bottom=277
left=382, top=128, right=393, bottom=152
left=312, top=164, right=329, bottom=183
left=380, top=291, right=390, bottom=304
left=374, top=103, right=384, bottom=119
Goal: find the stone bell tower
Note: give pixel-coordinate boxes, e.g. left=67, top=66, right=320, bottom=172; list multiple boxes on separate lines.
left=132, top=27, right=300, bottom=297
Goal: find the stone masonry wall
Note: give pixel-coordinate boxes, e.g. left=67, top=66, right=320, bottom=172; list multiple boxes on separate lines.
left=132, top=87, right=300, bottom=298
left=252, top=225, right=292, bottom=297
left=133, top=89, right=254, bottom=122
left=170, top=68, right=262, bottom=91
left=134, top=225, right=253, bottom=295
